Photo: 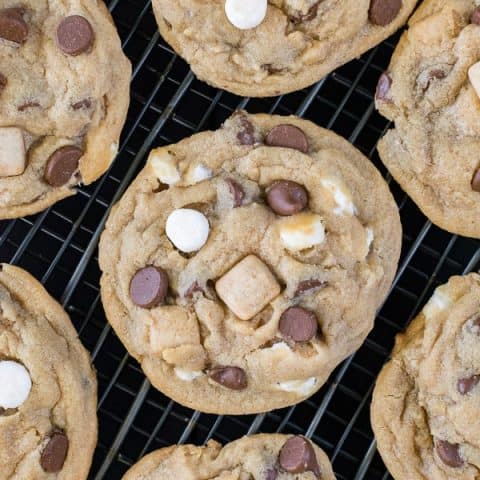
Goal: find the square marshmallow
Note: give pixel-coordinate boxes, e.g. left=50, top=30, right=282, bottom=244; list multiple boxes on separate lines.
left=0, top=127, right=26, bottom=177
left=215, top=255, right=281, bottom=321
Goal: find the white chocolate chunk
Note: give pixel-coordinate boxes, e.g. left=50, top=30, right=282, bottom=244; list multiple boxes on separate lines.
left=225, top=0, right=267, bottom=30
left=277, top=377, right=317, bottom=396
left=279, top=213, right=325, bottom=251
left=166, top=208, right=210, bottom=253
left=423, top=288, right=452, bottom=319
left=149, top=148, right=180, bottom=185
left=366, top=228, right=374, bottom=252
left=0, top=128, right=26, bottom=177
left=174, top=367, right=203, bottom=381
left=186, top=164, right=213, bottom=184
left=216, top=255, right=281, bottom=320
left=468, top=61, right=480, bottom=99
left=0, top=361, right=32, bottom=409
left=321, top=178, right=357, bottom=215
left=110, top=142, right=119, bottom=162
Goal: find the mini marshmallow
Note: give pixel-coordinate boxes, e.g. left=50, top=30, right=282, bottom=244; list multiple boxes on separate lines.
left=423, top=288, right=452, bottom=319
left=0, top=360, right=32, bottom=409
left=166, top=208, right=209, bottom=253
left=0, top=127, right=26, bottom=177
left=277, top=377, right=317, bottom=396
left=149, top=148, right=180, bottom=185
left=468, top=61, right=480, bottom=100
left=225, top=0, right=267, bottom=30
left=321, top=178, right=357, bottom=215
left=174, top=367, right=203, bottom=381
left=186, top=164, right=213, bottom=184
left=279, top=213, right=325, bottom=251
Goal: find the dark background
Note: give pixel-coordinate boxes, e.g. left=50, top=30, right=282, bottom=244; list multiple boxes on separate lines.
left=1, top=1, right=479, bottom=478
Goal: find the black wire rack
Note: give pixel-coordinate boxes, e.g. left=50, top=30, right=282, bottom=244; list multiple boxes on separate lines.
left=1, top=1, right=480, bottom=479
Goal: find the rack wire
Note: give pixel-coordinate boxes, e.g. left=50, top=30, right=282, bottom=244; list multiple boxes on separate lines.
left=1, top=1, right=479, bottom=478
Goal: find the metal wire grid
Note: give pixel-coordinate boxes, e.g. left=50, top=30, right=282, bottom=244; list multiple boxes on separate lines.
left=0, top=0, right=479, bottom=478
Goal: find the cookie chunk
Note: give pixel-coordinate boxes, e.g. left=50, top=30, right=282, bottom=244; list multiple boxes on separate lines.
left=99, top=112, right=402, bottom=414
left=0, top=1, right=131, bottom=219
left=0, top=264, right=97, bottom=478
left=122, top=434, right=335, bottom=479
left=372, top=274, right=480, bottom=479
left=151, top=0, right=418, bottom=97
left=376, top=0, right=480, bottom=238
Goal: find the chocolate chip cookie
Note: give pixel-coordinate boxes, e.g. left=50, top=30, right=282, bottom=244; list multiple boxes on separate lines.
left=0, top=264, right=97, bottom=478
left=376, top=0, right=480, bottom=238
left=0, top=1, right=131, bottom=219
left=151, top=0, right=418, bottom=97
left=99, top=112, right=402, bottom=414
left=372, top=274, right=480, bottom=479
left=122, top=434, right=335, bottom=479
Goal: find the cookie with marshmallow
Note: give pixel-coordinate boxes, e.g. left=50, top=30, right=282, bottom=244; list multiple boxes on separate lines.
left=0, top=264, right=97, bottom=478
left=99, top=112, right=401, bottom=414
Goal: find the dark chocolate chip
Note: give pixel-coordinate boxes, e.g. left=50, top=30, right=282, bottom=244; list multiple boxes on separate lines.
left=57, top=15, right=94, bottom=55
left=208, top=366, right=247, bottom=390
left=471, top=7, right=480, bottom=25
left=376, top=72, right=392, bottom=100
left=40, top=431, right=69, bottom=473
left=264, top=467, right=278, bottom=480
left=226, top=178, right=245, bottom=207
left=295, top=279, right=326, bottom=297
left=262, top=64, right=284, bottom=74
left=290, top=2, right=320, bottom=24
left=436, top=440, right=464, bottom=468
left=72, top=98, right=92, bottom=110
left=45, top=145, right=82, bottom=187
left=184, top=281, right=204, bottom=299
left=0, top=73, right=6, bottom=93
left=17, top=101, right=40, bottom=112
left=265, top=124, right=309, bottom=153
left=0, top=7, right=28, bottom=44
left=237, top=116, right=255, bottom=145
left=458, top=375, right=480, bottom=395
left=279, top=436, right=321, bottom=477
left=369, top=0, right=402, bottom=26
left=471, top=169, right=480, bottom=192
left=130, top=266, right=168, bottom=308
left=279, top=307, right=318, bottom=343
left=266, top=180, right=308, bottom=216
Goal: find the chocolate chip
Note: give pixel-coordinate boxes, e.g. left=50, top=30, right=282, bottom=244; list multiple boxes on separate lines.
left=458, top=375, right=480, bottom=395
left=471, top=169, right=480, bottom=192
left=290, top=2, right=320, bottom=24
left=295, top=279, right=326, bottom=297
left=265, top=125, right=309, bottom=153
left=266, top=180, right=308, bottom=216
left=369, top=0, right=402, bottom=26
left=472, top=7, right=480, bottom=25
left=264, top=467, right=278, bottom=480
left=130, top=266, right=168, bottom=308
left=279, top=307, right=318, bottom=343
left=184, top=281, right=204, bottom=299
left=279, top=436, right=321, bottom=477
left=237, top=116, right=255, bottom=145
left=376, top=72, right=392, bottom=100
left=0, top=7, right=28, bottom=44
left=72, top=98, right=92, bottom=110
left=0, top=73, right=7, bottom=92
left=40, top=431, right=69, bottom=473
left=436, top=440, right=464, bottom=468
left=57, top=15, right=94, bottom=56
left=17, top=101, right=40, bottom=112
left=226, top=178, right=245, bottom=207
left=208, top=366, right=247, bottom=390
left=44, top=145, right=82, bottom=187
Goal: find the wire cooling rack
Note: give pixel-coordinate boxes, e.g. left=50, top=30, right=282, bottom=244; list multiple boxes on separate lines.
left=1, top=1, right=479, bottom=478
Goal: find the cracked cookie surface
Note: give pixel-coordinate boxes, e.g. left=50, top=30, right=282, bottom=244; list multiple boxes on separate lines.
left=99, top=112, right=402, bottom=414
left=122, top=434, right=335, bottom=479
left=0, top=0, right=131, bottom=219
left=151, top=0, right=418, bottom=97
left=0, top=264, right=97, bottom=479
left=372, top=274, right=480, bottom=480
left=376, top=0, right=480, bottom=238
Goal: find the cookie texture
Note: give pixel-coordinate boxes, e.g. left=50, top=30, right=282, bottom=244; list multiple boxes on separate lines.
left=0, top=0, right=131, bottom=219
left=0, top=264, right=97, bottom=478
left=99, top=112, right=402, bottom=414
left=152, top=0, right=418, bottom=97
left=372, top=274, right=480, bottom=480
left=122, top=434, right=335, bottom=479
left=376, top=0, right=480, bottom=238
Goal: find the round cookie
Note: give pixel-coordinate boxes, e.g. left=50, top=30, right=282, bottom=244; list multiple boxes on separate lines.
left=376, top=0, right=480, bottom=238
left=0, top=264, right=97, bottom=478
left=151, top=0, right=418, bottom=97
left=0, top=0, right=131, bottom=219
left=372, top=274, right=480, bottom=480
left=122, top=434, right=336, bottom=479
left=99, top=112, right=402, bottom=414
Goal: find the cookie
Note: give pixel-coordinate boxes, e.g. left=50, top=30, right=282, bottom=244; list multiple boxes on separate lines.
left=376, top=0, right=480, bottom=238
left=372, top=274, right=480, bottom=479
left=0, top=1, right=131, bottom=219
left=99, top=112, right=402, bottom=414
left=122, top=434, right=335, bottom=479
left=151, top=0, right=418, bottom=97
left=0, top=264, right=97, bottom=478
